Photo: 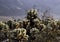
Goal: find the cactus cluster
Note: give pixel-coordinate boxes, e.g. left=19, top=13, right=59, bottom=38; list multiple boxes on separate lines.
left=0, top=9, right=60, bottom=42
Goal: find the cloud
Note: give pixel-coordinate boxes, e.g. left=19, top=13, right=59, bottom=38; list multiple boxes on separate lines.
left=16, top=7, right=21, bottom=9
left=17, top=0, right=24, bottom=6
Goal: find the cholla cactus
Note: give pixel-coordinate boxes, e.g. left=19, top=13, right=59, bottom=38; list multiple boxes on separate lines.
left=0, top=22, right=4, bottom=31
left=0, top=22, right=9, bottom=41
left=34, top=18, right=40, bottom=25
left=43, top=17, right=54, bottom=25
left=2, top=25, right=9, bottom=32
left=57, top=20, right=60, bottom=30
left=27, top=9, right=38, bottom=16
left=23, top=19, right=29, bottom=29
left=27, top=9, right=38, bottom=19
left=30, top=28, right=39, bottom=34
left=7, top=20, right=14, bottom=29
left=46, top=21, right=57, bottom=32
left=14, top=22, right=20, bottom=29
left=39, top=24, right=46, bottom=31
left=30, top=28, right=47, bottom=42
left=0, top=21, right=9, bottom=32
left=18, top=21, right=23, bottom=28
left=18, top=28, right=29, bottom=41
left=10, top=28, right=29, bottom=42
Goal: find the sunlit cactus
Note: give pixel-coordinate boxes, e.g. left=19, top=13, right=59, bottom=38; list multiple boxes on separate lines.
left=27, top=9, right=38, bottom=19
left=10, top=28, right=29, bottom=42
left=0, top=22, right=9, bottom=32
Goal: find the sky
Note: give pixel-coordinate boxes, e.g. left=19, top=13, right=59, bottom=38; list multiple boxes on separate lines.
left=0, top=0, right=60, bottom=19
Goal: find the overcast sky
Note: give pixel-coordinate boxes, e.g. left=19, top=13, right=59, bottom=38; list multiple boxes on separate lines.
left=0, top=0, right=60, bottom=19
